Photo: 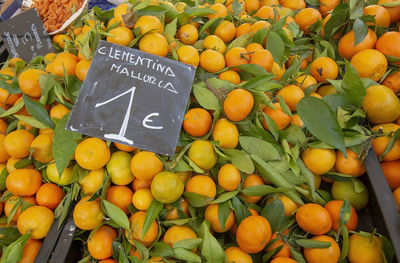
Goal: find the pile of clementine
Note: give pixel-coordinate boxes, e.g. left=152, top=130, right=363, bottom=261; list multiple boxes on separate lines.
left=0, top=0, right=400, bottom=262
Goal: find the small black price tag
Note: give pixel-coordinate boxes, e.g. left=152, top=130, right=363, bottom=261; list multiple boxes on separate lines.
left=67, top=40, right=196, bottom=156
left=0, top=8, right=54, bottom=61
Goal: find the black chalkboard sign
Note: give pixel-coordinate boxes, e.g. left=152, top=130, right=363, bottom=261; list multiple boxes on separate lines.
left=67, top=41, right=196, bottom=156
left=0, top=8, right=54, bottom=62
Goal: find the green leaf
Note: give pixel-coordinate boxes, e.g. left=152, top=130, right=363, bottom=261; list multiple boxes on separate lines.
left=193, top=83, right=220, bottom=111
left=0, top=100, right=24, bottom=118
left=232, top=0, right=243, bottom=15
left=290, top=247, right=306, bottom=263
left=323, top=93, right=351, bottom=113
left=231, top=196, right=251, bottom=225
left=295, top=239, right=332, bottom=249
left=56, top=190, right=72, bottom=228
left=52, top=113, right=82, bottom=177
left=0, top=77, right=21, bottom=94
left=173, top=238, right=202, bottom=250
left=265, top=31, right=285, bottom=65
left=241, top=185, right=289, bottom=196
left=240, top=74, right=276, bottom=90
left=39, top=74, right=57, bottom=104
left=222, top=149, right=254, bottom=174
left=142, top=199, right=163, bottom=239
left=297, top=97, right=346, bottom=155
left=199, top=17, right=221, bottom=36
left=323, top=4, right=348, bottom=40
left=163, top=18, right=178, bottom=43
left=339, top=226, right=350, bottom=261
left=251, top=155, right=303, bottom=205
left=297, top=159, right=316, bottom=200
left=234, top=64, right=267, bottom=76
left=173, top=248, right=202, bottom=263
left=185, top=7, right=216, bottom=17
left=136, top=5, right=168, bottom=16
left=211, top=190, right=239, bottom=204
left=342, top=61, right=366, bottom=109
left=132, top=240, right=150, bottom=261
left=380, top=129, right=400, bottom=161
left=0, top=233, right=31, bottom=263
left=23, top=94, right=54, bottom=128
left=261, top=198, right=284, bottom=232
left=199, top=220, right=225, bottom=263
left=262, top=111, right=279, bottom=141
left=184, top=192, right=213, bottom=207
left=0, top=227, right=21, bottom=247
left=162, top=218, right=196, bottom=227
left=339, top=199, right=352, bottom=231
left=380, top=234, right=395, bottom=263
left=0, top=168, right=8, bottom=191
left=353, top=18, right=368, bottom=46
left=7, top=198, right=23, bottom=225
left=252, top=28, right=269, bottom=45
left=217, top=201, right=230, bottom=230
left=239, top=136, right=280, bottom=161
left=102, top=199, right=130, bottom=230
left=226, top=33, right=252, bottom=52
left=305, top=0, right=319, bottom=5
left=280, top=125, right=307, bottom=145
left=14, top=115, right=49, bottom=129
left=150, top=242, right=174, bottom=258
left=379, top=0, right=400, bottom=7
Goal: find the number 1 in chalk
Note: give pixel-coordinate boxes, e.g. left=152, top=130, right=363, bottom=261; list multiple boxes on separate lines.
left=95, top=86, right=136, bottom=145
left=95, top=86, right=164, bottom=145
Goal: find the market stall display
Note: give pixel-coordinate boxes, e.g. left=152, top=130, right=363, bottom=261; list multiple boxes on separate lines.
left=0, top=0, right=400, bottom=262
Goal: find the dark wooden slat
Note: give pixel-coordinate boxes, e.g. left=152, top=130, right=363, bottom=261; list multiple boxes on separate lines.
left=364, top=148, right=400, bottom=263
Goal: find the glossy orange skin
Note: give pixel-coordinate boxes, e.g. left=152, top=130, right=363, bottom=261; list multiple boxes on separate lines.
left=17, top=205, right=54, bottom=239
left=267, top=232, right=291, bottom=258
left=225, top=247, right=253, bottom=263
left=276, top=85, right=305, bottom=112
left=88, top=225, right=117, bottom=260
left=304, top=235, right=340, bottom=263
left=5, top=196, right=37, bottom=222
left=310, top=57, right=339, bottom=82
left=75, top=138, right=111, bottom=170
left=262, top=103, right=291, bottom=131
left=223, top=89, right=254, bottom=122
left=126, top=211, right=158, bottom=247
left=185, top=175, right=217, bottom=199
left=324, top=200, right=358, bottom=232
left=381, top=160, right=400, bottom=189
left=294, top=8, right=322, bottom=33
left=205, top=203, right=235, bottom=233
left=163, top=225, right=197, bottom=249
left=270, top=257, right=297, bottom=263
left=240, top=173, right=265, bottom=203
left=19, top=239, right=42, bottom=263
left=295, top=203, right=332, bottom=235
left=73, top=196, right=104, bottom=231
left=376, top=31, right=400, bottom=60
left=0, top=134, right=10, bottom=163
left=183, top=108, right=212, bottom=137
left=225, top=47, right=250, bottom=69
left=335, top=149, right=366, bottom=177
left=106, top=185, right=133, bottom=214
left=338, top=29, right=377, bottom=60
left=36, top=183, right=65, bottom=210
left=378, top=0, right=400, bottom=23
left=250, top=49, right=273, bottom=72
left=236, top=215, right=271, bottom=253
left=4, top=130, right=35, bottom=158
left=6, top=169, right=42, bottom=196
